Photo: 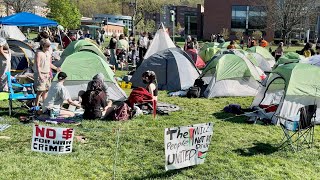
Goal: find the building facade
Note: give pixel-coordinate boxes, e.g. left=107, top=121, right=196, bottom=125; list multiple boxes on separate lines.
left=203, top=0, right=273, bottom=41
left=143, top=4, right=203, bottom=38
left=93, top=14, right=132, bottom=32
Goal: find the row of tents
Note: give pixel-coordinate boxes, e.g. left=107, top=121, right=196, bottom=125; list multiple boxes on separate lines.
left=129, top=28, right=320, bottom=124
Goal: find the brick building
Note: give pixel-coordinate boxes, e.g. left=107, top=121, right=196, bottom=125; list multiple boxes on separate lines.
left=203, top=0, right=274, bottom=41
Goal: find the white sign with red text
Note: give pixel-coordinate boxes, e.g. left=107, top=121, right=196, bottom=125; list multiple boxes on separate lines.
left=31, top=125, right=75, bottom=154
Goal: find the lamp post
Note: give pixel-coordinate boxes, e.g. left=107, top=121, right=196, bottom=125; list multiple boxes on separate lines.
left=170, top=10, right=176, bottom=43
left=129, top=0, right=137, bottom=35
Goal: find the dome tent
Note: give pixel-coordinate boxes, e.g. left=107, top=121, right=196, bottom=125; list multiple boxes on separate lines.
left=200, top=53, right=264, bottom=98
left=251, top=63, right=320, bottom=124
left=53, top=51, right=127, bottom=101
left=54, top=40, right=107, bottom=67
left=130, top=48, right=200, bottom=91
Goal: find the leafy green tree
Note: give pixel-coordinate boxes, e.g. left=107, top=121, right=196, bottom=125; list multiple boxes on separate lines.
left=47, top=0, right=81, bottom=29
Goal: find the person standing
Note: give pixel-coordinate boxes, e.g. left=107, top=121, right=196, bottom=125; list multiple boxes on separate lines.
left=117, top=34, right=129, bottom=70
left=247, top=37, right=251, bottom=48
left=34, top=39, right=60, bottom=107
left=138, top=32, right=148, bottom=65
left=108, top=33, right=118, bottom=68
left=0, top=38, right=11, bottom=92
left=129, top=34, right=137, bottom=67
left=275, top=42, right=284, bottom=61
left=84, top=30, right=92, bottom=39
left=95, top=29, right=102, bottom=46
left=240, top=36, right=244, bottom=49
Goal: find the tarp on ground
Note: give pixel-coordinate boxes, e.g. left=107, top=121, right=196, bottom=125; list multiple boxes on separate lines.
left=0, top=12, right=58, bottom=26
left=53, top=51, right=127, bottom=101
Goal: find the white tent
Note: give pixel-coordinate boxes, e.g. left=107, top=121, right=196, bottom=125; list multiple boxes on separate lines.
left=0, top=25, right=26, bottom=41
left=143, top=23, right=176, bottom=59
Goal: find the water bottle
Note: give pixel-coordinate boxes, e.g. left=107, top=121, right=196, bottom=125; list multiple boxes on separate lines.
left=50, top=109, right=55, bottom=119
left=22, top=87, right=28, bottom=97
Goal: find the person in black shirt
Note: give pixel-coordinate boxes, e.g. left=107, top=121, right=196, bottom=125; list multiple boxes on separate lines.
left=108, top=34, right=117, bottom=67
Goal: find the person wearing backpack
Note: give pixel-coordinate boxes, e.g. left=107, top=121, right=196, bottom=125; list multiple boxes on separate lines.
left=81, top=79, right=112, bottom=120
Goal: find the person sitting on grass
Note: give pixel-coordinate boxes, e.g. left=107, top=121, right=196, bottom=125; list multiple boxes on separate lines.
left=42, top=72, right=81, bottom=118
left=81, top=78, right=113, bottom=120
left=142, top=70, right=158, bottom=102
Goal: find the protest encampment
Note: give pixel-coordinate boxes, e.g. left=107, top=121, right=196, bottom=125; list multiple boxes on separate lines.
left=1, top=0, right=320, bottom=179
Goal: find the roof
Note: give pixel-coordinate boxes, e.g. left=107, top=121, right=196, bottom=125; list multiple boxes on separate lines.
left=106, top=22, right=125, bottom=27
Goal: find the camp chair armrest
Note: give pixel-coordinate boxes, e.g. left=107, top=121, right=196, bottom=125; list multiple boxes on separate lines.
left=275, top=115, right=295, bottom=122
left=12, top=83, right=33, bottom=87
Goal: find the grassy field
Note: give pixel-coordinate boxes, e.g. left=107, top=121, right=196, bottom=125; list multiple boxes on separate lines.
left=1, top=69, right=320, bottom=179
left=0, top=38, right=317, bottom=179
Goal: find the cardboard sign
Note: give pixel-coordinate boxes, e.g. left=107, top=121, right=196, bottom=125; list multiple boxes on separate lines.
left=31, top=125, right=74, bottom=154
left=164, top=122, right=213, bottom=171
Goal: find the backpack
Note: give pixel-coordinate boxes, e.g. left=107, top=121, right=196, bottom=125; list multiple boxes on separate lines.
left=187, top=87, right=201, bottom=98
left=113, top=103, right=132, bottom=121
left=303, top=50, right=312, bottom=57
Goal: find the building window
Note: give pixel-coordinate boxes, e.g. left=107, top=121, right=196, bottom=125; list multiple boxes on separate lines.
left=248, top=6, right=267, bottom=29
left=231, top=5, right=247, bottom=29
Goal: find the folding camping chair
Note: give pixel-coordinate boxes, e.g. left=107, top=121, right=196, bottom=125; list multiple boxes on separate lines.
left=277, top=105, right=317, bottom=152
left=6, top=71, right=36, bottom=116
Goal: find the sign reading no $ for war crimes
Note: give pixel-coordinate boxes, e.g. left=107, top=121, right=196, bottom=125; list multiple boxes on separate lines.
left=31, top=125, right=74, bottom=154
left=164, top=122, right=213, bottom=171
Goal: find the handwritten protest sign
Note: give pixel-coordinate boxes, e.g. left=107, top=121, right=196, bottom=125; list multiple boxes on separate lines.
left=31, top=125, right=74, bottom=154
left=164, top=122, right=213, bottom=171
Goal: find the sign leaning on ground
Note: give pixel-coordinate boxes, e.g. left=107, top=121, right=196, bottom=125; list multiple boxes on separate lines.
left=164, top=122, right=213, bottom=171
left=31, top=125, right=75, bottom=154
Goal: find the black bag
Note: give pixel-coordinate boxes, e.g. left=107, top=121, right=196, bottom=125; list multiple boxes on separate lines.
left=187, top=87, right=201, bottom=98
left=194, top=78, right=204, bottom=87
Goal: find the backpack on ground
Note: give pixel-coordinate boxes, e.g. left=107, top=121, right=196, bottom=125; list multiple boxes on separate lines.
left=113, top=102, right=132, bottom=121
left=187, top=86, right=201, bottom=98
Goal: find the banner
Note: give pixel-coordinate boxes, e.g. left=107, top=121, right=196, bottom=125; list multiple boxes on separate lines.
left=164, top=122, right=213, bottom=171
left=31, top=125, right=75, bottom=154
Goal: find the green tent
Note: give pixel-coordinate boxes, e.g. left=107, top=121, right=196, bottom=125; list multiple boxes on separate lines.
left=275, top=52, right=305, bottom=66
left=54, top=51, right=126, bottom=101
left=217, top=41, right=241, bottom=49
left=200, top=42, right=220, bottom=51
left=199, top=47, right=220, bottom=62
left=251, top=63, right=320, bottom=124
left=247, top=46, right=274, bottom=60
left=55, top=40, right=106, bottom=67
left=200, top=53, right=263, bottom=98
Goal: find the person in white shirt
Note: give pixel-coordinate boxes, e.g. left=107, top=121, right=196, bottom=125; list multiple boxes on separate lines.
left=138, top=32, right=148, bottom=66
left=42, top=72, right=81, bottom=118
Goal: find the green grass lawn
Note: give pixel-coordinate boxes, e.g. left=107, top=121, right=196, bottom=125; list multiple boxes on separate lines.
left=0, top=43, right=317, bottom=179
left=1, top=81, right=320, bottom=179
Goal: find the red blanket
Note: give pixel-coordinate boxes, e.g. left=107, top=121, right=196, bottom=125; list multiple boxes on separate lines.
left=128, top=87, right=153, bottom=108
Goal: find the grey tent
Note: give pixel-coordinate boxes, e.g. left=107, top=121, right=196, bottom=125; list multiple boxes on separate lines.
left=130, top=48, right=200, bottom=91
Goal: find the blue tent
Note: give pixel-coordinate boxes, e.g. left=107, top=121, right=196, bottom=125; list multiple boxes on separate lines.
left=0, top=12, right=58, bottom=26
